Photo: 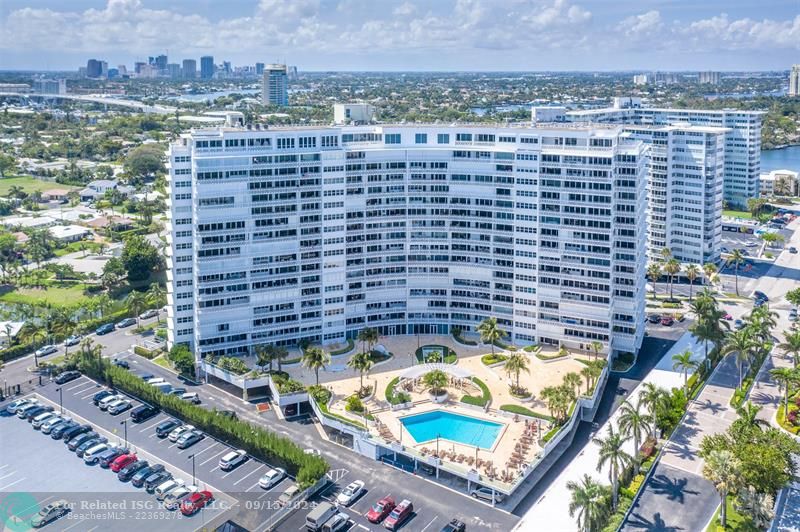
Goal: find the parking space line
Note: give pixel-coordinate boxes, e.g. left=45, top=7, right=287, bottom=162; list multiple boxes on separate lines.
left=67, top=382, right=96, bottom=394
left=138, top=419, right=164, bottom=433
left=200, top=449, right=227, bottom=467
left=420, top=516, right=438, bottom=532
left=232, top=465, right=262, bottom=485
left=0, top=471, right=15, bottom=481
left=0, top=464, right=9, bottom=470
left=19, top=496, right=54, bottom=518
left=246, top=480, right=262, bottom=492
left=80, top=389, right=101, bottom=400
left=190, top=442, right=218, bottom=456
left=61, top=519, right=89, bottom=532
left=0, top=476, right=25, bottom=490
left=64, top=378, right=93, bottom=390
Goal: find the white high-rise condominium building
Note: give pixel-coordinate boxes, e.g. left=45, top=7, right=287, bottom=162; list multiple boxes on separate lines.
left=698, top=71, right=721, bottom=85
left=566, top=104, right=763, bottom=209
left=166, top=123, right=647, bottom=364
left=790, top=65, right=800, bottom=97
left=262, top=64, right=288, bottom=106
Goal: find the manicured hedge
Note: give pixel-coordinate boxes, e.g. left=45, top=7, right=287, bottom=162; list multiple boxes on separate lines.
left=271, top=372, right=305, bottom=394
left=460, top=377, right=491, bottom=407
left=1, top=342, right=34, bottom=363
left=481, top=354, right=508, bottom=366
left=535, top=352, right=568, bottom=361
left=500, top=404, right=555, bottom=422
left=77, top=353, right=328, bottom=488
left=133, top=345, right=160, bottom=359
left=452, top=331, right=477, bottom=346
left=330, top=338, right=355, bottom=356
left=308, top=385, right=366, bottom=430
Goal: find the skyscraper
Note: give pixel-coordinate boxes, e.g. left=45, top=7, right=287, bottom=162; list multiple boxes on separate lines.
left=255, top=62, right=265, bottom=75
left=182, top=59, right=196, bottom=79
left=262, top=64, right=288, bottom=106
left=790, top=65, right=800, bottom=97
left=699, top=71, right=721, bottom=84
left=200, top=56, right=214, bottom=79
left=166, top=64, right=181, bottom=78
left=86, top=59, right=102, bottom=78
left=155, top=55, right=168, bottom=71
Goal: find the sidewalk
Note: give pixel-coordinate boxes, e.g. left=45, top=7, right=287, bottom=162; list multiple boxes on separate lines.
left=514, top=332, right=703, bottom=531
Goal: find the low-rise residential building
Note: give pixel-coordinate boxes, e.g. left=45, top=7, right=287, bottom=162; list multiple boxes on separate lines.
left=759, top=169, right=799, bottom=197
left=0, top=321, right=25, bottom=347
left=48, top=224, right=91, bottom=243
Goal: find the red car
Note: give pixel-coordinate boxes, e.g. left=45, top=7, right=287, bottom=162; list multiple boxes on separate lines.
left=384, top=499, right=413, bottom=530
left=660, top=316, right=674, bottom=326
left=180, top=490, right=213, bottom=516
left=110, top=453, right=137, bottom=473
left=366, top=496, right=395, bottom=523
left=723, top=313, right=733, bottom=321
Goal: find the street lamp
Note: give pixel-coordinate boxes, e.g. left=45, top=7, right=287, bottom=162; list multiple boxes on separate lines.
left=120, top=419, right=128, bottom=449
left=188, top=454, right=196, bottom=486
left=55, top=387, right=63, bottom=414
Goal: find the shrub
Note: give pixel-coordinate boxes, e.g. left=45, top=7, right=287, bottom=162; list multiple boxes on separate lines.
left=452, top=328, right=477, bottom=346
left=481, top=353, right=508, bottom=366
left=216, top=356, right=249, bottom=375
left=308, top=385, right=331, bottom=404
left=639, top=436, right=657, bottom=460
left=329, top=338, right=354, bottom=356
left=460, top=377, right=491, bottom=407
left=661, top=302, right=681, bottom=309
left=1, top=342, right=34, bottom=363
left=500, top=404, right=555, bottom=422
left=346, top=395, right=364, bottom=413
left=271, top=372, right=305, bottom=394
left=76, top=352, right=328, bottom=488
left=541, top=425, right=562, bottom=443
left=133, top=345, right=158, bottom=359
left=535, top=351, right=568, bottom=361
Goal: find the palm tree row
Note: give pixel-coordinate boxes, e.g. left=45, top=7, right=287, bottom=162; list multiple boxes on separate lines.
left=646, top=248, right=718, bottom=301
left=721, top=305, right=777, bottom=387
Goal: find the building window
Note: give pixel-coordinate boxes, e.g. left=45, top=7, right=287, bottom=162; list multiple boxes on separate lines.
left=437, top=133, right=450, bottom=144
left=385, top=134, right=401, bottom=144
left=415, top=133, right=428, bottom=144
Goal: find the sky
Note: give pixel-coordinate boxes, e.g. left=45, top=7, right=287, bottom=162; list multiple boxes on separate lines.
left=0, top=0, right=798, bottom=72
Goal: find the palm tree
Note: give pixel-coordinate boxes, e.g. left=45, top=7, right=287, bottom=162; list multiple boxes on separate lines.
left=647, top=263, right=662, bottom=300
left=660, top=247, right=672, bottom=261
left=302, top=346, right=330, bottom=386
left=672, top=348, right=698, bottom=394
left=685, top=264, right=700, bottom=301
left=736, top=485, right=774, bottom=529
left=703, top=449, right=741, bottom=529
left=357, top=328, right=370, bottom=355
left=362, top=327, right=379, bottom=354
left=690, top=307, right=727, bottom=364
left=734, top=402, right=769, bottom=431
left=779, top=330, right=800, bottom=368
left=564, top=371, right=583, bottom=398
left=593, top=426, right=633, bottom=510
left=722, top=329, right=755, bottom=387
left=769, top=367, right=797, bottom=415
left=255, top=344, right=274, bottom=373
left=580, top=366, right=594, bottom=394
left=703, top=262, right=718, bottom=289
left=589, top=340, right=603, bottom=362
left=347, top=351, right=374, bottom=392
left=639, top=383, right=669, bottom=439
left=504, top=352, right=530, bottom=391
left=477, top=317, right=504, bottom=357
left=126, top=290, right=147, bottom=328
left=567, top=474, right=611, bottom=532
left=664, top=258, right=681, bottom=301
left=422, top=369, right=449, bottom=396
left=728, top=249, right=746, bottom=296
left=146, top=284, right=166, bottom=323
left=274, top=345, right=289, bottom=372
left=617, top=398, right=652, bottom=460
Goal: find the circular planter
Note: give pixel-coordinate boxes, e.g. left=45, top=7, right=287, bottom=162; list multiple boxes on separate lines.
left=429, top=390, right=449, bottom=403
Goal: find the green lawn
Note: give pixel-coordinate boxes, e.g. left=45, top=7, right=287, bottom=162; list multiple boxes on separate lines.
left=723, top=210, right=753, bottom=220
left=151, top=355, right=172, bottom=370
left=705, top=499, right=759, bottom=532
left=0, top=176, right=79, bottom=196
left=0, top=285, right=89, bottom=307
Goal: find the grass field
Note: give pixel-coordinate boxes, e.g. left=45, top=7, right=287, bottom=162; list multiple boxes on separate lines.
left=723, top=210, right=753, bottom=220
left=0, top=176, right=79, bottom=196
left=0, top=285, right=88, bottom=307
left=705, top=499, right=758, bottom=531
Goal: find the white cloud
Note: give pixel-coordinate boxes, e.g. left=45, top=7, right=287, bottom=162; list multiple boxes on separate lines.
left=393, top=2, right=417, bottom=17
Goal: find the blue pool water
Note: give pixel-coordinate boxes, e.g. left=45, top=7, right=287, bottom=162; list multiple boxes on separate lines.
left=400, top=410, right=503, bottom=449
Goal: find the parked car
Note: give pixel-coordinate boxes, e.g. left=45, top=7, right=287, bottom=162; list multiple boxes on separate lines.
left=132, top=464, right=165, bottom=488
left=92, top=389, right=114, bottom=405
left=64, top=335, right=81, bottom=347
left=15, top=402, right=42, bottom=419
left=107, top=399, right=132, bottom=415
left=54, top=370, right=81, bottom=384
left=366, top=496, right=396, bottom=523
left=440, top=519, right=466, bottom=532
left=177, top=430, right=205, bottom=449
left=110, top=453, right=138, bottom=473
left=5, top=398, right=36, bottom=414
left=31, top=412, right=58, bottom=429
left=116, top=318, right=136, bottom=328
left=753, top=291, right=769, bottom=302
left=259, top=467, right=287, bottom=490
left=95, top=323, right=115, bottom=335
left=735, top=319, right=744, bottom=330
left=163, top=485, right=197, bottom=510
left=219, top=450, right=248, bottom=471
left=98, top=394, right=125, bottom=411
left=168, top=388, right=187, bottom=396
left=723, top=313, right=733, bottom=321
left=790, top=308, right=798, bottom=322
left=322, top=512, right=350, bottom=532
left=98, top=447, right=127, bottom=468
left=790, top=247, right=798, bottom=254
left=30, top=500, right=69, bottom=528
left=417, top=462, right=436, bottom=476
left=113, top=359, right=130, bottom=369
left=139, top=309, right=159, bottom=319
left=336, top=480, right=365, bottom=506
left=61, top=424, right=92, bottom=443
left=130, top=404, right=159, bottom=423
left=118, top=460, right=150, bottom=482
left=155, top=419, right=181, bottom=438
left=277, top=485, right=300, bottom=506
left=168, top=425, right=194, bottom=442
left=35, top=345, right=58, bottom=358
left=146, top=377, right=166, bottom=385
left=306, top=501, right=337, bottom=531
left=83, top=443, right=110, bottom=465
left=24, top=405, right=53, bottom=421
left=155, top=479, right=186, bottom=501
left=181, top=392, right=201, bottom=404
left=180, top=490, right=213, bottom=516
left=145, top=471, right=174, bottom=493
left=660, top=316, right=674, bottom=326
left=470, top=487, right=504, bottom=504
left=76, top=437, right=107, bottom=458
left=384, top=499, right=413, bottom=530
left=647, top=314, right=661, bottom=324
left=137, top=373, right=154, bottom=381
left=41, top=415, right=70, bottom=434
left=50, top=421, right=78, bottom=439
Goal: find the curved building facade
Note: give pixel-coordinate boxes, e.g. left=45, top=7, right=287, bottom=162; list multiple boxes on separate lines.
left=166, top=124, right=647, bottom=362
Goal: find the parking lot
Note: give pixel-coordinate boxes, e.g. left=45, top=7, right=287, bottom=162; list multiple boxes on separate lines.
left=18, top=376, right=304, bottom=531
left=0, top=397, right=230, bottom=532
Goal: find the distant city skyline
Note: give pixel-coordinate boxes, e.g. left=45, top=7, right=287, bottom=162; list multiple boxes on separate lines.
left=0, top=0, right=798, bottom=71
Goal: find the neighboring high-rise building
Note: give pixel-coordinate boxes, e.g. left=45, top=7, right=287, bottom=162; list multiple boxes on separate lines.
left=166, top=63, right=181, bottom=78
left=100, top=61, right=108, bottom=78
left=255, top=62, right=265, bottom=75
left=262, top=64, right=288, bottom=106
left=134, top=62, right=146, bottom=75
left=86, top=59, right=103, bottom=78
left=789, top=65, right=800, bottom=97
left=200, top=56, right=214, bottom=79
left=565, top=103, right=763, bottom=209
left=699, top=71, right=721, bottom=85
left=155, top=55, right=168, bottom=71
left=117, top=65, right=128, bottom=77
left=288, top=65, right=298, bottom=80
left=33, top=79, right=67, bottom=95
left=166, top=122, right=647, bottom=361
left=182, top=59, right=196, bottom=79
left=222, top=61, right=232, bottom=75
left=333, top=103, right=375, bottom=124
left=633, top=74, right=649, bottom=85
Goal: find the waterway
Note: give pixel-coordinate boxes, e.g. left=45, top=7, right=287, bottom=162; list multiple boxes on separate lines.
left=167, top=89, right=260, bottom=102
left=761, top=145, right=800, bottom=173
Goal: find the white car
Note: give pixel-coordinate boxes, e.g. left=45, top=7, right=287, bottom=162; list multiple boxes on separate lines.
left=98, top=394, right=124, bottom=411
left=304, top=448, right=321, bottom=456
left=336, top=480, right=365, bottom=506
left=258, top=468, right=287, bottom=490
left=41, top=416, right=70, bottom=434
left=168, top=425, right=194, bottom=442
left=83, top=443, right=109, bottom=464
left=64, top=335, right=81, bottom=347
left=219, top=449, right=248, bottom=471
left=146, top=377, right=166, bottom=385
left=35, top=345, right=58, bottom=357
left=31, top=412, right=58, bottom=429
left=139, top=309, right=159, bottom=320
left=163, top=485, right=198, bottom=510
left=107, top=399, right=132, bottom=415
left=181, top=392, right=201, bottom=404
left=155, top=479, right=185, bottom=501
left=5, top=398, right=36, bottom=414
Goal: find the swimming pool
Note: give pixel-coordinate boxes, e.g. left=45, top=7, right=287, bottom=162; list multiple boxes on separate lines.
left=400, top=410, right=504, bottom=449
